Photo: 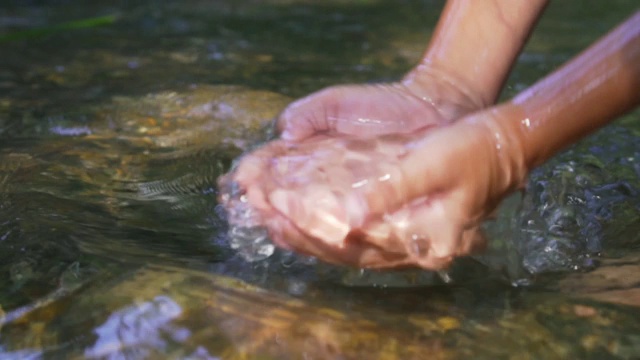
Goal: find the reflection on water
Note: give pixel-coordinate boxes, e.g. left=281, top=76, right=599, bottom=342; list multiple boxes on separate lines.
left=84, top=296, right=191, bottom=359
left=1, top=0, right=639, bottom=358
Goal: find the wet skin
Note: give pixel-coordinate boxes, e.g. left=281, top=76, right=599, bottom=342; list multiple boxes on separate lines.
left=220, top=8, right=640, bottom=270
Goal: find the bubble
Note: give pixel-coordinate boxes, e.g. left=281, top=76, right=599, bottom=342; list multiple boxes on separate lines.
left=218, top=176, right=276, bottom=262
left=512, top=154, right=639, bottom=275
left=287, top=279, right=308, bottom=296
left=228, top=225, right=275, bottom=261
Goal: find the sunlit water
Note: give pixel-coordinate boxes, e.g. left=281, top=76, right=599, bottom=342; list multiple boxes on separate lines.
left=1, top=0, right=639, bottom=358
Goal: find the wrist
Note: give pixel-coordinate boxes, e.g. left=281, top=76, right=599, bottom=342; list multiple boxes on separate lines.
left=400, top=63, right=488, bottom=123
left=463, top=104, right=530, bottom=195
left=419, top=1, right=548, bottom=109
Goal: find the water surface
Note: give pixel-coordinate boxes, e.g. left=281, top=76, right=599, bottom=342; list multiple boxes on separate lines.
left=1, top=0, right=639, bottom=358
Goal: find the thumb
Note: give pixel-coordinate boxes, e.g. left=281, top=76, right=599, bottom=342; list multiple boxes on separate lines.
left=401, top=200, right=486, bottom=270
left=359, top=128, right=457, bottom=217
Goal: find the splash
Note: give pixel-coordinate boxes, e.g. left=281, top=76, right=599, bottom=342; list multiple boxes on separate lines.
left=516, top=157, right=639, bottom=274
left=218, top=179, right=275, bottom=262
left=217, top=125, right=640, bottom=286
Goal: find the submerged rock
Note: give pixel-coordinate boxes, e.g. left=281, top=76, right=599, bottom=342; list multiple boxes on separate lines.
left=2, top=264, right=640, bottom=359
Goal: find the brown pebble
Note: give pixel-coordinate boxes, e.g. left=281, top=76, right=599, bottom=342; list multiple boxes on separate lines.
left=573, top=304, right=597, bottom=317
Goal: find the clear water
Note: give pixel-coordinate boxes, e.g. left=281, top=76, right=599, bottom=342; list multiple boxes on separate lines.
left=1, top=0, right=639, bottom=358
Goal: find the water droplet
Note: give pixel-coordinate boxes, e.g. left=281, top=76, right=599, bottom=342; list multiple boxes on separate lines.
left=228, top=225, right=275, bottom=261
left=351, top=179, right=368, bottom=188
left=437, top=270, right=453, bottom=283
left=287, top=279, right=308, bottom=296
left=409, top=234, right=429, bottom=258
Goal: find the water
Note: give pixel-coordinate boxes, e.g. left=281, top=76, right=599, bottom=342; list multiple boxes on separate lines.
left=219, top=127, right=639, bottom=284
left=218, top=175, right=276, bottom=262
left=1, top=0, right=640, bottom=358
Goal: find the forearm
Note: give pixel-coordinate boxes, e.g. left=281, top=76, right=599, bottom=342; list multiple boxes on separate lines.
left=495, top=11, right=640, bottom=171
left=405, top=0, right=548, bottom=107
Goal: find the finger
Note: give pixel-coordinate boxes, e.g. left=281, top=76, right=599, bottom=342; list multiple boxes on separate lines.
left=356, top=205, right=416, bottom=255
left=218, top=141, right=294, bottom=230
left=277, top=88, right=337, bottom=141
left=231, top=141, right=288, bottom=186
left=410, top=224, right=486, bottom=270
left=409, top=204, right=490, bottom=270
left=275, top=221, right=412, bottom=269
left=265, top=199, right=416, bottom=269
left=267, top=186, right=367, bottom=248
left=326, top=181, right=453, bottom=269
left=361, top=125, right=471, bottom=217
left=354, top=247, right=414, bottom=269
left=374, top=196, right=466, bottom=270
left=399, top=208, right=455, bottom=269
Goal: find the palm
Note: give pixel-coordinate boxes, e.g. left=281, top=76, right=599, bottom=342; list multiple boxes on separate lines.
left=277, top=82, right=478, bottom=141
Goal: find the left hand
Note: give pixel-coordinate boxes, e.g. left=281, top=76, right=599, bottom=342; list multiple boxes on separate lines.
left=276, top=68, right=485, bottom=142
left=219, top=133, right=420, bottom=268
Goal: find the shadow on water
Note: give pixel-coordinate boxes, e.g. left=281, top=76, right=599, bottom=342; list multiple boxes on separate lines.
left=0, top=0, right=639, bottom=358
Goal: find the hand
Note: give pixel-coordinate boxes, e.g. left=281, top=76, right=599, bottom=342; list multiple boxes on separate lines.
left=350, top=110, right=529, bottom=269
left=219, top=133, right=421, bottom=268
left=220, top=108, right=528, bottom=269
left=277, top=67, right=486, bottom=141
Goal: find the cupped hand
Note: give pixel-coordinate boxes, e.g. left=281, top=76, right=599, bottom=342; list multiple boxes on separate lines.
left=219, top=133, right=420, bottom=268
left=219, top=107, right=528, bottom=270
left=277, top=68, right=486, bottom=141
